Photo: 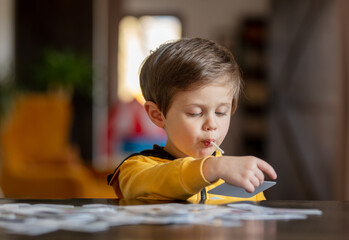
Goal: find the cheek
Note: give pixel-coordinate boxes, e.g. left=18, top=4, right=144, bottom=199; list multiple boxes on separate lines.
left=219, top=118, right=231, bottom=137
left=168, top=119, right=198, bottom=140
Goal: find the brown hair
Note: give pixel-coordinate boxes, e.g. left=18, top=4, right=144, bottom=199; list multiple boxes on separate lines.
left=140, top=38, right=242, bottom=116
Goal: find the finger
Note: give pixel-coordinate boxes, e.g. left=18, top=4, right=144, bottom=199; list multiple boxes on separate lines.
left=255, top=169, right=265, bottom=184
left=242, top=181, right=255, bottom=193
left=250, top=175, right=260, bottom=188
left=257, top=160, right=277, bottom=180
left=244, top=181, right=255, bottom=193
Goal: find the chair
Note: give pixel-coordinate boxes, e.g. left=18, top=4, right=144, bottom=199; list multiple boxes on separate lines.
left=0, top=92, right=115, bottom=198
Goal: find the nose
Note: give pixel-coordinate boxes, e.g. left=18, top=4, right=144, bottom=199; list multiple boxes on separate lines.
left=202, top=114, right=217, bottom=131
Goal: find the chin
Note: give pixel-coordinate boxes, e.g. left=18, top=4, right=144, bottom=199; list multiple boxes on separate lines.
left=195, top=149, right=214, bottom=158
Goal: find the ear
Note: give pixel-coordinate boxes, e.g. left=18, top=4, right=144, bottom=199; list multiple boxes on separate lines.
left=144, top=101, right=165, bottom=128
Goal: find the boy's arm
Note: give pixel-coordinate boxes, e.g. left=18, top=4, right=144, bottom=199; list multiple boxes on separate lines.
left=117, top=155, right=213, bottom=200
left=202, top=156, right=277, bottom=193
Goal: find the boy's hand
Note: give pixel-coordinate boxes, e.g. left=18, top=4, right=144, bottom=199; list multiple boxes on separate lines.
left=203, top=156, right=277, bottom=193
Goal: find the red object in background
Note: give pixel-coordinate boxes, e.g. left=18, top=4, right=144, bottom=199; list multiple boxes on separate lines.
left=105, top=99, right=166, bottom=158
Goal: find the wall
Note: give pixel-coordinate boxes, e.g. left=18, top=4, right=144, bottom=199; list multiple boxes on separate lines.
left=268, top=0, right=345, bottom=200
left=122, top=0, right=269, bottom=40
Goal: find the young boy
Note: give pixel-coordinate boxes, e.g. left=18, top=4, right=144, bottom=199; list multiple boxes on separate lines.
left=108, top=38, right=277, bottom=204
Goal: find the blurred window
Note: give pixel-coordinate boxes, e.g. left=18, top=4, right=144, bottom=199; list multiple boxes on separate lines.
left=118, top=15, right=182, bottom=103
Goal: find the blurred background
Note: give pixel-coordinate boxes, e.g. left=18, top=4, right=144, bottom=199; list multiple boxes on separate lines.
left=0, top=0, right=348, bottom=200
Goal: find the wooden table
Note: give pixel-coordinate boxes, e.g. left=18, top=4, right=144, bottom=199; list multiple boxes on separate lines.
left=0, top=199, right=348, bottom=240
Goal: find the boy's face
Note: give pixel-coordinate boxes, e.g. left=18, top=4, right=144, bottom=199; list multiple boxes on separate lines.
left=163, top=80, right=234, bottom=158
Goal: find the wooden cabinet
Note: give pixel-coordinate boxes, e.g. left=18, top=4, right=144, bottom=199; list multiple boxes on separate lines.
left=236, top=18, right=269, bottom=159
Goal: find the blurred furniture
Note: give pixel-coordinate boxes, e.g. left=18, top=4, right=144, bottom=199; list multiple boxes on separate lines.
left=0, top=92, right=115, bottom=198
left=236, top=17, right=268, bottom=159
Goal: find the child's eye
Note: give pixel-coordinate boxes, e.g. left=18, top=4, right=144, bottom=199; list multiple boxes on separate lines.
left=187, top=112, right=202, bottom=117
left=215, top=112, right=227, bottom=116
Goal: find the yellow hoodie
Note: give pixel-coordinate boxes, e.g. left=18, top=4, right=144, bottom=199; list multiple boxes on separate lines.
left=107, top=145, right=265, bottom=204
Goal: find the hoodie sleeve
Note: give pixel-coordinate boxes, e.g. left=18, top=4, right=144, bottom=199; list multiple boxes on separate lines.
left=115, top=155, right=213, bottom=200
